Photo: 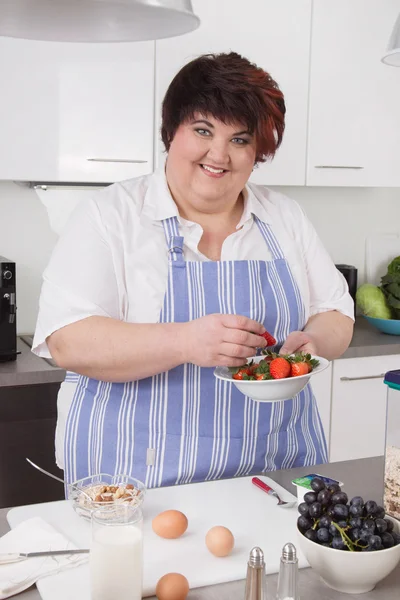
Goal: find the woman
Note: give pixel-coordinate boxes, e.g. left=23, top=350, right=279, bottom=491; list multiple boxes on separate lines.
left=33, top=52, right=354, bottom=488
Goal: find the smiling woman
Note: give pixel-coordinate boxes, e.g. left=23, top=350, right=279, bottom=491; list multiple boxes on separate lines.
left=32, top=52, right=354, bottom=490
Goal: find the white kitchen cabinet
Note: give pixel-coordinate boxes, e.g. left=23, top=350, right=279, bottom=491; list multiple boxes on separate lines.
left=0, top=38, right=154, bottom=183
left=154, top=0, right=312, bottom=185
left=330, top=355, right=400, bottom=463
left=307, top=0, right=400, bottom=187
left=310, top=363, right=332, bottom=459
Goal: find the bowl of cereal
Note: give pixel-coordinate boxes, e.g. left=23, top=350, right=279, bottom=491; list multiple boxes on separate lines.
left=68, top=473, right=146, bottom=520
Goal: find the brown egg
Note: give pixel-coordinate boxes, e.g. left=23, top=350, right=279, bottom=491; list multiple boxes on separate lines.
left=152, top=510, right=188, bottom=539
left=156, top=573, right=189, bottom=600
left=205, top=525, right=235, bottom=557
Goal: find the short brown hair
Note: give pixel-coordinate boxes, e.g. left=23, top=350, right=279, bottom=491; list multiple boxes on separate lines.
left=161, top=52, right=285, bottom=163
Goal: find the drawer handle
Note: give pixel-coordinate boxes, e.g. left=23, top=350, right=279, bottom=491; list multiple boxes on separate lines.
left=340, top=374, right=386, bottom=382
left=314, top=165, right=364, bottom=170
left=87, top=158, right=147, bottom=164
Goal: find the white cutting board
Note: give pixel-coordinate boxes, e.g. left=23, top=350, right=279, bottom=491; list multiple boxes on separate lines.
left=7, top=476, right=306, bottom=599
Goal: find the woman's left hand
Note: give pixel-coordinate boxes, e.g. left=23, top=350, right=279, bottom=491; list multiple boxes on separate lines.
left=280, top=331, right=318, bottom=356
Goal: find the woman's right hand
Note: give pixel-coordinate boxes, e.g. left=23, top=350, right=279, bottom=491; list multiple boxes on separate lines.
left=182, top=314, right=267, bottom=368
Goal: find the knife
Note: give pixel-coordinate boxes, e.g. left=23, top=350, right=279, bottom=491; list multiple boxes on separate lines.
left=0, top=549, right=90, bottom=564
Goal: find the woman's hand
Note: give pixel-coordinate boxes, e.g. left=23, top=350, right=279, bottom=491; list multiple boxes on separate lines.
left=182, top=314, right=267, bottom=367
left=280, top=313, right=354, bottom=360
left=280, top=331, right=318, bottom=356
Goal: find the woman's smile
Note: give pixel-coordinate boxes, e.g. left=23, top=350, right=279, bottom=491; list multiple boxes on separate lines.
left=199, top=163, right=229, bottom=178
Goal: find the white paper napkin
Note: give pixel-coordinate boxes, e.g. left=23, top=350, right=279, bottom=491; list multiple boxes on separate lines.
left=0, top=517, right=88, bottom=599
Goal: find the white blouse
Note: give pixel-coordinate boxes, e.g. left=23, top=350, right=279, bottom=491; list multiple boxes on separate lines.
left=32, top=167, right=354, bottom=358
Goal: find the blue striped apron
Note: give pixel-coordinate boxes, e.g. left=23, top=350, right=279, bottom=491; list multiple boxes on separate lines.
left=64, top=215, right=327, bottom=488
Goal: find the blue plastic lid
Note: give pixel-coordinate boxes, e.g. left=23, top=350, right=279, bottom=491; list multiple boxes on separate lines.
left=384, top=370, right=400, bottom=391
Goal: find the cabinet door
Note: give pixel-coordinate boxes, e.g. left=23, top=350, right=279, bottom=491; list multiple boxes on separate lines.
left=310, top=363, right=332, bottom=458
left=330, top=355, right=400, bottom=463
left=155, top=0, right=312, bottom=185
left=307, top=0, right=400, bottom=187
left=0, top=38, right=154, bottom=183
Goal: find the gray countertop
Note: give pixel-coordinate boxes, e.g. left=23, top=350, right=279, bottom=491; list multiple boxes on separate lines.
left=0, top=338, right=65, bottom=388
left=1, top=456, right=400, bottom=600
left=0, top=317, right=399, bottom=388
left=342, top=317, right=400, bottom=359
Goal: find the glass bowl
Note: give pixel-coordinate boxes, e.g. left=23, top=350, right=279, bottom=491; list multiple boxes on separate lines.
left=67, top=473, right=146, bottom=521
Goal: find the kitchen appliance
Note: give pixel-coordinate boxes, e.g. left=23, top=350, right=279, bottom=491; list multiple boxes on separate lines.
left=0, top=256, right=17, bottom=362
left=335, top=264, right=358, bottom=314
left=383, top=370, right=400, bottom=521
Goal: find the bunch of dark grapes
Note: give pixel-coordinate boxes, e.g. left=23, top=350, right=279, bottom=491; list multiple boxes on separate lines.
left=297, top=477, right=400, bottom=552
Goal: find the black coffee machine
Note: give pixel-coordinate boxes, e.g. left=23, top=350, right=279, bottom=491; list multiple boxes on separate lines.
left=336, top=264, right=358, bottom=316
left=0, top=256, right=17, bottom=362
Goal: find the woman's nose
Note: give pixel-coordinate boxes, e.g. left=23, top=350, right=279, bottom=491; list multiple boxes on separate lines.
left=206, top=139, right=229, bottom=165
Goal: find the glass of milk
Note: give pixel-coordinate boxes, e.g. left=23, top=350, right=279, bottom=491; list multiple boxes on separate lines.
left=90, top=504, right=143, bottom=599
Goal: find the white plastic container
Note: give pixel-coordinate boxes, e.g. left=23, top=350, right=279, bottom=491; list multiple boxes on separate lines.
left=291, top=473, right=343, bottom=504
left=384, top=370, right=400, bottom=520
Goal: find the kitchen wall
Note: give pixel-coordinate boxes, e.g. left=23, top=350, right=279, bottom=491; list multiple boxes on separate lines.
left=0, top=181, right=399, bottom=334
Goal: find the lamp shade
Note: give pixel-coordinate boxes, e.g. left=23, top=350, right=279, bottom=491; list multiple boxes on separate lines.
left=0, top=0, right=200, bottom=42
left=382, top=12, right=400, bottom=66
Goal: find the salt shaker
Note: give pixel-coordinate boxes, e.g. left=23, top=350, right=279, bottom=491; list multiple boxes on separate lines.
left=244, top=546, right=267, bottom=600
left=276, top=542, right=299, bottom=600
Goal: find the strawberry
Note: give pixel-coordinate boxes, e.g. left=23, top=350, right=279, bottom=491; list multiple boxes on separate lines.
left=290, top=362, right=309, bottom=377
left=269, top=357, right=291, bottom=379
left=232, top=369, right=248, bottom=380
left=261, top=330, right=277, bottom=347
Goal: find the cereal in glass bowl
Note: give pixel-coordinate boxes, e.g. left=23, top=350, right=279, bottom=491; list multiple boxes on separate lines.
left=67, top=473, right=146, bottom=520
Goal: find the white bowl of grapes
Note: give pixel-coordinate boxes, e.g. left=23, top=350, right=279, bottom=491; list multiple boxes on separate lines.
left=296, top=476, right=400, bottom=594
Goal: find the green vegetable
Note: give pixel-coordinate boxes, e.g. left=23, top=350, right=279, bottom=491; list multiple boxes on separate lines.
left=387, top=256, right=400, bottom=276
left=381, top=256, right=400, bottom=319
left=356, top=284, right=392, bottom=319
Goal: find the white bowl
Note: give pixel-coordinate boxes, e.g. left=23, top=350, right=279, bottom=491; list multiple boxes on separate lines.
left=214, top=355, right=329, bottom=402
left=297, top=516, right=400, bottom=594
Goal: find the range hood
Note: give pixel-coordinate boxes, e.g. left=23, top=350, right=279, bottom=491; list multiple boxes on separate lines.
left=0, top=0, right=200, bottom=43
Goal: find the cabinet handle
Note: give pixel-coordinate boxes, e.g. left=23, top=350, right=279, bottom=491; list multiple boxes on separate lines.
left=86, top=158, right=147, bottom=164
left=340, top=374, right=386, bottom=382
left=314, top=165, right=364, bottom=170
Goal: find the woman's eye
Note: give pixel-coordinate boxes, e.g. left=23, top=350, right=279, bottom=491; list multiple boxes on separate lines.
left=232, top=137, right=248, bottom=145
left=195, top=128, right=211, bottom=136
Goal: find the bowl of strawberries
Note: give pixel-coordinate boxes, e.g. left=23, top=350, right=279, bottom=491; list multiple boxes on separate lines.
left=214, top=351, right=329, bottom=402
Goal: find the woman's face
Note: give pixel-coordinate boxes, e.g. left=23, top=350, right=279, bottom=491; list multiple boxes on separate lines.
left=166, top=113, right=257, bottom=212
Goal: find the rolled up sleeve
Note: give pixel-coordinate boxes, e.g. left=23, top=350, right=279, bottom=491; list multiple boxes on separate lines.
left=299, top=208, right=354, bottom=321
left=32, top=197, right=120, bottom=358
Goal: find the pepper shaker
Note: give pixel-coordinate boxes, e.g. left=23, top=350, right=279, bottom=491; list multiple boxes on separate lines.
left=244, top=546, right=267, bottom=600
left=276, top=542, right=299, bottom=600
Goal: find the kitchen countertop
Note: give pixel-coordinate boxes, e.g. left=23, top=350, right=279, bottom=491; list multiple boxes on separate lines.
left=0, top=317, right=399, bottom=388
left=342, top=317, right=400, bottom=359
left=1, top=456, right=400, bottom=600
left=0, top=338, right=65, bottom=388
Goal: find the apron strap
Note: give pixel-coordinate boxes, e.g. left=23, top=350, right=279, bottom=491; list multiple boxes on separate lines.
left=162, top=216, right=184, bottom=263
left=254, top=216, right=285, bottom=260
